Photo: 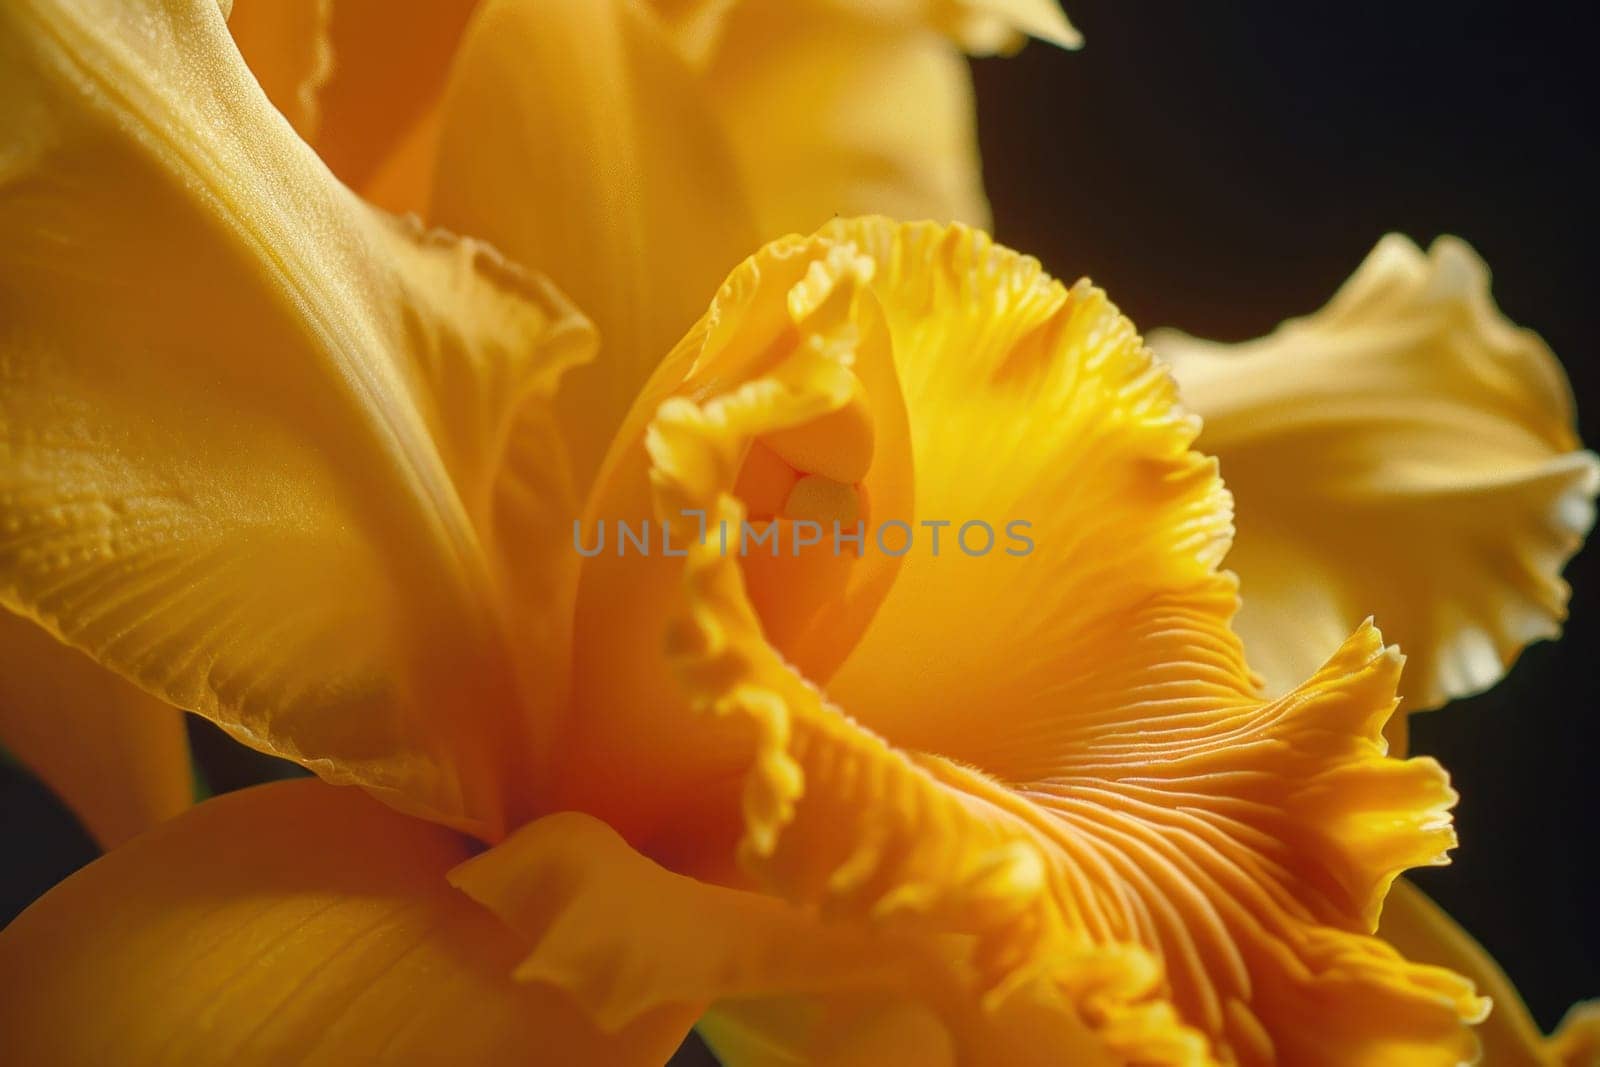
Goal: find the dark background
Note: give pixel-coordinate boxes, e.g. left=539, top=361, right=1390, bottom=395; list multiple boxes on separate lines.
left=2, top=0, right=1594, bottom=1057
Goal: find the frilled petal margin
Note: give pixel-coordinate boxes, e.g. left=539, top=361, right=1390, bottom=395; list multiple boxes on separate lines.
left=0, top=0, right=595, bottom=838
left=0, top=609, right=191, bottom=848
left=1153, top=235, right=1600, bottom=719
left=0, top=780, right=690, bottom=1065
left=570, top=220, right=1485, bottom=1063
left=1379, top=879, right=1600, bottom=1067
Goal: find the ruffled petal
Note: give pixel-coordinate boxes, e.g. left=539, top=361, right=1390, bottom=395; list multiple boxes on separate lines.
left=569, top=219, right=1483, bottom=1063
left=1153, top=235, right=1600, bottom=716
left=432, top=0, right=759, bottom=487
left=0, top=608, right=191, bottom=847
left=225, top=0, right=333, bottom=139
left=0, top=0, right=595, bottom=837
left=559, top=232, right=914, bottom=840
left=0, top=779, right=688, bottom=1065
left=1380, top=879, right=1600, bottom=1066
left=820, top=219, right=1235, bottom=772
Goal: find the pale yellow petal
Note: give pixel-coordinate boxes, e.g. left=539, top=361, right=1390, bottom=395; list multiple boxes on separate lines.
left=225, top=0, right=332, bottom=139
left=1152, top=235, right=1600, bottom=715
left=0, top=0, right=595, bottom=837
left=432, top=0, right=760, bottom=486
left=694, top=0, right=992, bottom=238
left=0, top=779, right=689, bottom=1065
left=565, top=220, right=1482, bottom=1063
left=1380, top=879, right=1600, bottom=1067
left=0, top=608, right=190, bottom=848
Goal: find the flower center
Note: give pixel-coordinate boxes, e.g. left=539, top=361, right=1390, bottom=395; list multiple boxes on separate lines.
left=732, top=379, right=878, bottom=673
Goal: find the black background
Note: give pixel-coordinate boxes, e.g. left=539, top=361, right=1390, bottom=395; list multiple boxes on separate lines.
left=2, top=0, right=1594, bottom=1058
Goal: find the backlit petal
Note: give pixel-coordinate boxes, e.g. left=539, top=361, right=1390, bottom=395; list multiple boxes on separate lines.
left=432, top=0, right=759, bottom=486
left=571, top=220, right=1483, bottom=1062
left=0, top=0, right=595, bottom=837
left=0, top=779, right=688, bottom=1065
left=0, top=608, right=190, bottom=847
left=1380, top=879, right=1600, bottom=1067
left=226, top=0, right=332, bottom=139
left=1153, top=235, right=1600, bottom=715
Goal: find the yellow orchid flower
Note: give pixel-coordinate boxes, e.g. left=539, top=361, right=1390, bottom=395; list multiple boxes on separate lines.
left=0, top=2, right=1595, bottom=1067
left=0, top=0, right=1073, bottom=850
